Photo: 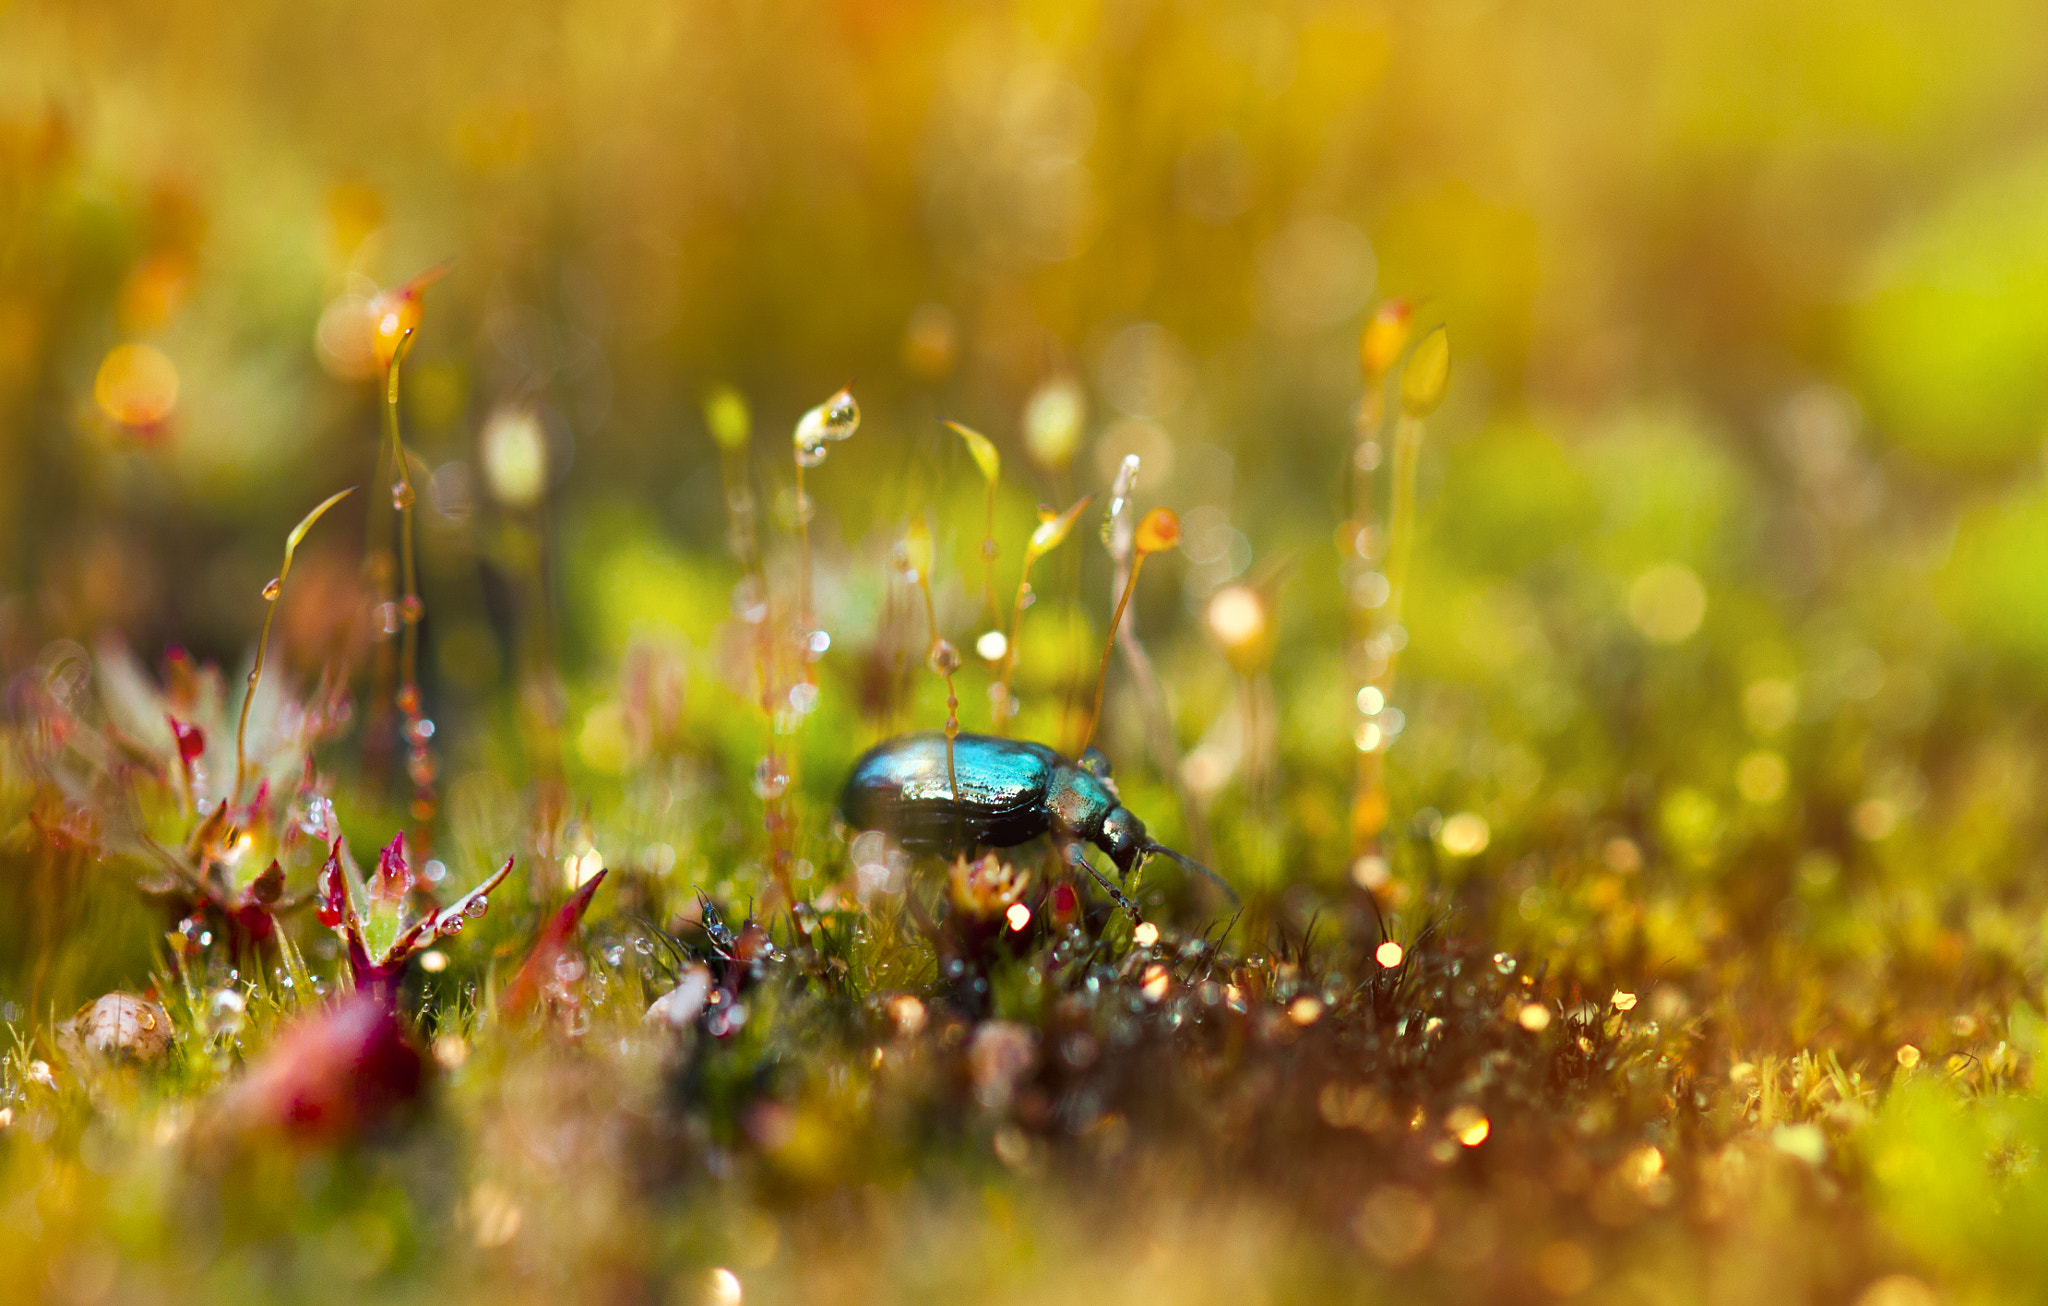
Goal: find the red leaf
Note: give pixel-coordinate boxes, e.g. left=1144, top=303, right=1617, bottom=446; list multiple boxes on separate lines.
left=1051, top=882, right=1080, bottom=926
left=383, top=854, right=518, bottom=971
left=166, top=715, right=205, bottom=763
left=316, top=841, right=350, bottom=929
left=372, top=833, right=410, bottom=906
left=502, top=869, right=609, bottom=1018
left=316, top=839, right=375, bottom=983
left=217, top=989, right=424, bottom=1144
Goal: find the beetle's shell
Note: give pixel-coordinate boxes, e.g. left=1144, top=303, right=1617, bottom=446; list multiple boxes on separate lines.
left=842, top=732, right=1064, bottom=856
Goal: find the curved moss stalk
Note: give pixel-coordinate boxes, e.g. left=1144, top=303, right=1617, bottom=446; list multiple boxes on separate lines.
left=233, top=486, right=356, bottom=805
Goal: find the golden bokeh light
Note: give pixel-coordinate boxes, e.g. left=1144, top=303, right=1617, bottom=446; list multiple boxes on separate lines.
left=93, top=344, right=179, bottom=428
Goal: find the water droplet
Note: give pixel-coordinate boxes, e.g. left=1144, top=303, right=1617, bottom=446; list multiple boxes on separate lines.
left=438, top=915, right=465, bottom=936
left=927, top=639, right=960, bottom=675
left=988, top=683, right=1018, bottom=717
left=207, top=988, right=246, bottom=1037
left=604, top=945, right=626, bottom=967
left=794, top=389, right=859, bottom=459
left=752, top=758, right=790, bottom=800
left=634, top=936, right=654, bottom=956
left=463, top=894, right=490, bottom=919
left=297, top=794, right=335, bottom=835
left=787, top=682, right=820, bottom=715
left=821, top=390, right=859, bottom=440
left=262, top=577, right=282, bottom=602
left=806, top=629, right=831, bottom=657
left=400, top=595, right=424, bottom=623
left=392, top=480, right=416, bottom=511
left=731, top=578, right=768, bottom=624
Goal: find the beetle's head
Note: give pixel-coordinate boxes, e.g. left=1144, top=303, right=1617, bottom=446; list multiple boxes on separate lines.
left=1099, top=804, right=1148, bottom=875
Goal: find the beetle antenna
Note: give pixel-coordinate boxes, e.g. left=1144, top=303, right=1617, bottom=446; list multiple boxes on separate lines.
left=1145, top=843, right=1240, bottom=906
left=1063, top=841, right=1141, bottom=921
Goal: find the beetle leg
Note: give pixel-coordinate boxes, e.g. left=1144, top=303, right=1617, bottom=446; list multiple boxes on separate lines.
left=1061, top=839, right=1141, bottom=921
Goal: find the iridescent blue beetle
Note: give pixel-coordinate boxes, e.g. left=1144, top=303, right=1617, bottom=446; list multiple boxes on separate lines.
left=840, top=731, right=1233, bottom=917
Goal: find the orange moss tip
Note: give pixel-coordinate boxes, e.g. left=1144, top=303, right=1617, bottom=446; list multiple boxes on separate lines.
left=1360, top=299, right=1414, bottom=379
left=1135, top=506, right=1181, bottom=555
left=369, top=260, right=451, bottom=370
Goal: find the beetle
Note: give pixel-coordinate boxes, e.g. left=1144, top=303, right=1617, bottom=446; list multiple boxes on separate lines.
left=839, top=731, right=1234, bottom=917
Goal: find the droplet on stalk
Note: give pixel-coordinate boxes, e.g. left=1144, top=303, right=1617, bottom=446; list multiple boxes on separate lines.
left=820, top=388, right=859, bottom=440
left=751, top=758, right=790, bottom=800
left=1103, top=455, right=1140, bottom=545
left=392, top=480, right=415, bottom=511
left=794, top=386, right=860, bottom=461
left=262, top=578, right=282, bottom=602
